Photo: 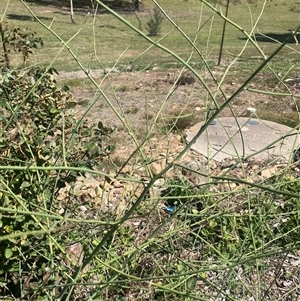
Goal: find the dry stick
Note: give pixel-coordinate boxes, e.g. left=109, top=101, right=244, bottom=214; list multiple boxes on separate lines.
left=218, top=0, right=230, bottom=65
left=90, top=0, right=95, bottom=15
left=134, top=11, right=142, bottom=31
left=292, top=30, right=299, bottom=45
left=0, top=22, right=9, bottom=67
left=70, top=0, right=75, bottom=24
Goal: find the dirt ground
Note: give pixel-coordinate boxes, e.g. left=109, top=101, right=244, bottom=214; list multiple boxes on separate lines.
left=57, top=67, right=299, bottom=172
left=57, top=67, right=278, bottom=166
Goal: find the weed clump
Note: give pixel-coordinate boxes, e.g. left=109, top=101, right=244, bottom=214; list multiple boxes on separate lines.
left=146, top=7, right=164, bottom=36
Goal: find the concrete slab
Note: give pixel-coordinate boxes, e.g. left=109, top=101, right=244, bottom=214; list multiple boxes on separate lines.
left=186, top=117, right=300, bottom=162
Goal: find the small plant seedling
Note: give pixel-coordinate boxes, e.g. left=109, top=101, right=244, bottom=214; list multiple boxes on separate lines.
left=146, top=7, right=164, bottom=36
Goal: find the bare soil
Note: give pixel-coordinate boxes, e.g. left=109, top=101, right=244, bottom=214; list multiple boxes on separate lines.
left=57, top=68, right=275, bottom=164
left=56, top=67, right=300, bottom=172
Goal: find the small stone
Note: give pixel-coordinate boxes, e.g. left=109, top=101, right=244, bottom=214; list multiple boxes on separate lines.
left=113, top=187, right=124, bottom=195
left=94, top=186, right=103, bottom=196
left=173, top=134, right=181, bottom=142
left=134, top=185, right=145, bottom=198
left=260, top=167, right=277, bottom=178
left=76, top=176, right=85, bottom=183
left=181, top=160, right=208, bottom=185
left=150, top=163, right=164, bottom=176
left=207, top=160, right=218, bottom=170
left=86, top=211, right=95, bottom=219
left=159, top=152, right=167, bottom=158
left=136, top=166, right=148, bottom=177
left=99, top=180, right=112, bottom=190
left=225, top=182, right=237, bottom=190
left=88, top=189, right=96, bottom=198
left=113, top=180, right=123, bottom=188
left=230, top=168, right=245, bottom=179
left=221, top=158, right=236, bottom=169
left=58, top=207, right=65, bottom=214
left=57, top=182, right=71, bottom=201
left=250, top=164, right=260, bottom=172
left=64, top=242, right=90, bottom=274
left=79, top=205, right=87, bottom=213
left=120, top=165, right=131, bottom=174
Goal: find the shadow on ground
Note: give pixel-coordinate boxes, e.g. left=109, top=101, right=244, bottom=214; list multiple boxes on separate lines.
left=98, top=24, right=126, bottom=31
left=240, top=32, right=300, bottom=44
left=24, top=0, right=136, bottom=11
left=7, top=14, right=53, bottom=21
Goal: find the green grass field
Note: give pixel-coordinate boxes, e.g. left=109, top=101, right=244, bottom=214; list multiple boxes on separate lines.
left=1, top=0, right=299, bottom=71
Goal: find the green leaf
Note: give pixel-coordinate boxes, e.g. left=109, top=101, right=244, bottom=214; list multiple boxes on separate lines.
left=0, top=98, right=6, bottom=106
left=4, top=248, right=13, bottom=259
left=61, top=85, right=69, bottom=92
left=177, top=263, right=184, bottom=272
left=191, top=208, right=199, bottom=214
left=20, top=181, right=31, bottom=189
left=30, top=76, right=36, bottom=85
left=4, top=225, right=13, bottom=233
left=0, top=114, right=6, bottom=122
left=98, top=121, right=104, bottom=130
left=49, top=107, right=60, bottom=114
